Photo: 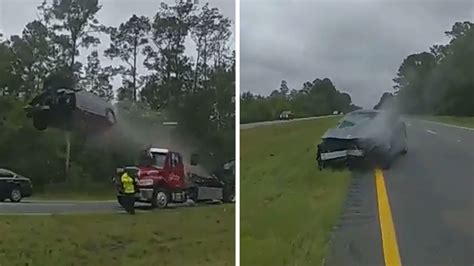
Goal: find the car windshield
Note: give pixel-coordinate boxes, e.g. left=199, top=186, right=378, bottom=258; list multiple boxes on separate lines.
left=338, top=112, right=379, bottom=128
left=151, top=152, right=167, bottom=169
left=338, top=120, right=356, bottom=128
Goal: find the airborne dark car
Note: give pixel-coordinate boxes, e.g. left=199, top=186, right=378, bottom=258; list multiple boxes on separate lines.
left=25, top=87, right=116, bottom=132
left=316, top=109, right=407, bottom=170
left=0, top=168, right=33, bottom=202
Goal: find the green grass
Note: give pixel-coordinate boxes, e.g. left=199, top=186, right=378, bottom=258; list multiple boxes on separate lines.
left=240, top=118, right=352, bottom=266
left=419, top=115, right=474, bottom=128
left=0, top=205, right=234, bottom=266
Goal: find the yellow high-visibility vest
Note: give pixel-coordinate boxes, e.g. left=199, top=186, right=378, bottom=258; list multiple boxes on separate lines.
left=121, top=172, right=135, bottom=194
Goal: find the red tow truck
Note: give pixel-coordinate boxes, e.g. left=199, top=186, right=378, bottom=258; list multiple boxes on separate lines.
left=114, top=147, right=235, bottom=208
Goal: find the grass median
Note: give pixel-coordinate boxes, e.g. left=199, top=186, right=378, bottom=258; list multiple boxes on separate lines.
left=0, top=205, right=234, bottom=265
left=240, top=118, right=352, bottom=266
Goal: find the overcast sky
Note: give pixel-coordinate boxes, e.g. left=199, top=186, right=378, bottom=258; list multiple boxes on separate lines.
left=241, top=0, right=473, bottom=108
left=0, top=0, right=235, bottom=89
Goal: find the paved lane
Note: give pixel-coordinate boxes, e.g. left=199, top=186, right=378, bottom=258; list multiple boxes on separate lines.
left=326, top=119, right=474, bottom=265
left=385, top=119, right=474, bottom=265
left=0, top=200, right=206, bottom=215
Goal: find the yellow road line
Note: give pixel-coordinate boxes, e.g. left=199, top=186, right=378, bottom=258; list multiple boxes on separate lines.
left=375, top=168, right=402, bottom=266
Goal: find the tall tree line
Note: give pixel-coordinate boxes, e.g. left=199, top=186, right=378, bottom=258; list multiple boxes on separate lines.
left=375, top=21, right=473, bottom=115
left=0, top=0, right=234, bottom=188
left=241, top=79, right=361, bottom=123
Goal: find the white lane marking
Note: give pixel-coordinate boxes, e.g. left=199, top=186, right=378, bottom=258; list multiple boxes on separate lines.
left=426, top=129, right=438, bottom=135
left=419, top=120, right=474, bottom=131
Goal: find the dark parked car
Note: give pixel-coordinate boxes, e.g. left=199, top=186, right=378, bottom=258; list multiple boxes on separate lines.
left=0, top=169, right=33, bottom=202
left=25, top=87, right=116, bottom=132
left=316, top=109, right=407, bottom=170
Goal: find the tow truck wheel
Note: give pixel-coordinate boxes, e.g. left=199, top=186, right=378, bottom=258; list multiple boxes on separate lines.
left=151, top=189, right=169, bottom=209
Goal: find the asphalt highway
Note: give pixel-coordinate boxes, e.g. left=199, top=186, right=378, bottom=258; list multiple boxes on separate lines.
left=385, top=119, right=474, bottom=265
left=326, top=118, right=474, bottom=265
left=0, top=199, right=203, bottom=215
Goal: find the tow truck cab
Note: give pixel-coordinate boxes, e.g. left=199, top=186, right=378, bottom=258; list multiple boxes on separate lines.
left=137, top=148, right=186, bottom=190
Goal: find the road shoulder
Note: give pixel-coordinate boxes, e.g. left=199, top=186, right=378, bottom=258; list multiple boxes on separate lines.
left=324, top=170, right=384, bottom=266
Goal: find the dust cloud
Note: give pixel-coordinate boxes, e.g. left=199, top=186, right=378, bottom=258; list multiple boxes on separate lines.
left=96, top=104, right=211, bottom=176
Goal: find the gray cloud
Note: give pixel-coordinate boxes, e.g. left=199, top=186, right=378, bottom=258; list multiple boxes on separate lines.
left=241, top=0, right=473, bottom=108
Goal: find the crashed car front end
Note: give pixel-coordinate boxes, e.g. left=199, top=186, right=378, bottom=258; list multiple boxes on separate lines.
left=316, top=137, right=368, bottom=169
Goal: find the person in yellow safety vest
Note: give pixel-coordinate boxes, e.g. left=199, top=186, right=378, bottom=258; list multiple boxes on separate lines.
left=119, top=168, right=137, bottom=215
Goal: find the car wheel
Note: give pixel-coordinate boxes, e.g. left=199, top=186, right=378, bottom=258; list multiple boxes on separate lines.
left=400, top=131, right=408, bottom=155
left=10, top=188, right=22, bottom=202
left=151, top=189, right=169, bottom=209
left=106, top=109, right=116, bottom=125
left=374, top=145, right=392, bottom=170
left=380, top=156, right=392, bottom=170
left=316, top=146, right=325, bottom=170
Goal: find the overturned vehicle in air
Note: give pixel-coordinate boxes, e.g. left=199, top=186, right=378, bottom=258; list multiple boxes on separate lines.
left=24, top=87, right=116, bottom=132
left=316, top=109, right=407, bottom=170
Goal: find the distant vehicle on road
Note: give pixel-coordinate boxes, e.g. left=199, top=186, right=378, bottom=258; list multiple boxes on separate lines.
left=0, top=169, right=33, bottom=202
left=279, top=111, right=294, bottom=120
left=25, top=87, right=116, bottom=132
left=316, top=109, right=407, bottom=170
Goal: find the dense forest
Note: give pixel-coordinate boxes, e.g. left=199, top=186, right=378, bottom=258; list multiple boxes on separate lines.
left=240, top=79, right=361, bottom=123
left=242, top=21, right=473, bottom=124
left=375, top=21, right=473, bottom=115
left=0, top=0, right=235, bottom=190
